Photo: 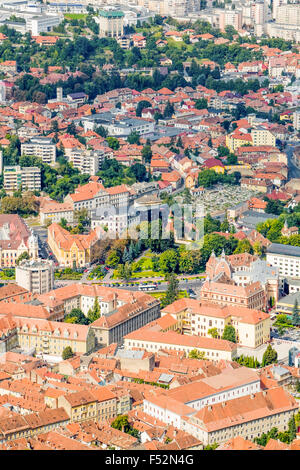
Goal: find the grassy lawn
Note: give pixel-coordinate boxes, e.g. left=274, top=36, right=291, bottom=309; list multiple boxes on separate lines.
left=150, top=290, right=188, bottom=301
left=55, top=270, right=82, bottom=280
left=64, top=13, right=87, bottom=20
left=131, top=255, right=164, bottom=279
left=166, top=39, right=193, bottom=52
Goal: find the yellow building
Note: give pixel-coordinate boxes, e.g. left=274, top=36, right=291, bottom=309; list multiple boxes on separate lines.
left=58, top=388, right=117, bottom=423
left=14, top=316, right=96, bottom=356
left=203, top=158, right=225, bottom=174
left=58, top=391, right=98, bottom=423
left=47, top=223, right=100, bottom=268
left=161, top=299, right=270, bottom=349
left=226, top=132, right=253, bottom=153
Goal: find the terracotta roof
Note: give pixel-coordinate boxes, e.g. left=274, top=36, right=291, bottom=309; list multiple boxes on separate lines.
left=125, top=329, right=237, bottom=352
left=194, top=387, right=297, bottom=432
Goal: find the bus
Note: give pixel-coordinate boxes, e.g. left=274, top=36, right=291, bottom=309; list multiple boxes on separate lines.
left=138, top=284, right=158, bottom=291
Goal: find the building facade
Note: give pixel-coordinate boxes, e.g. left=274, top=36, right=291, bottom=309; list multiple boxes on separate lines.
left=16, top=259, right=55, bottom=294
left=3, top=166, right=41, bottom=193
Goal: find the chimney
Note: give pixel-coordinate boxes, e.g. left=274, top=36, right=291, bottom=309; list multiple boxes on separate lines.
left=208, top=405, right=212, bottom=411
left=262, top=391, right=267, bottom=397
left=222, top=401, right=226, bottom=407
left=250, top=394, right=255, bottom=399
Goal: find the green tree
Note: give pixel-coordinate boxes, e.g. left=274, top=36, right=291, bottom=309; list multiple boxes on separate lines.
left=183, top=188, right=192, bottom=204
left=142, top=144, right=152, bottom=164
left=234, top=239, right=253, bottom=254
left=161, top=272, right=179, bottom=307
left=64, top=308, right=89, bottom=325
left=159, top=249, right=178, bottom=273
left=188, top=349, right=206, bottom=359
left=127, top=131, right=140, bottom=145
left=222, top=325, right=236, bottom=343
left=111, top=415, right=130, bottom=433
left=106, top=137, right=120, bottom=150
left=16, top=251, right=30, bottom=265
left=208, top=328, right=219, bottom=339
left=291, top=300, right=300, bottom=326
left=87, top=297, right=101, bottom=323
left=195, top=98, right=208, bottom=109
left=163, top=101, right=174, bottom=118
left=204, top=443, right=219, bottom=450
left=95, top=125, right=108, bottom=138
left=107, top=250, right=121, bottom=267
left=136, top=100, right=151, bottom=117
left=117, top=262, right=132, bottom=281
left=62, top=346, right=74, bottom=360
left=288, top=415, right=296, bottom=443
left=261, top=344, right=278, bottom=367
left=266, top=199, right=285, bottom=215
left=128, top=163, right=147, bottom=182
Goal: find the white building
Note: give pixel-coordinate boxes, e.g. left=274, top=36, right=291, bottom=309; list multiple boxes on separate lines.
left=293, top=110, right=300, bottom=131
left=67, top=149, right=104, bottom=176
left=26, top=14, right=61, bottom=35
left=143, top=367, right=261, bottom=428
left=3, top=165, right=41, bottom=193
left=21, top=137, right=56, bottom=166
left=16, top=258, right=55, bottom=294
left=267, top=243, right=300, bottom=284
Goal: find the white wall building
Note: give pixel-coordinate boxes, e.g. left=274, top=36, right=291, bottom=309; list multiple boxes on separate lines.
left=16, top=258, right=55, bottom=294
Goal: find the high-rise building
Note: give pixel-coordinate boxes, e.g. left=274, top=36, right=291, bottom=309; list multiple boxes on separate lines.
left=97, top=10, right=124, bottom=38
left=293, top=110, right=300, bottom=131
left=274, top=3, right=300, bottom=25
left=16, top=259, right=55, bottom=294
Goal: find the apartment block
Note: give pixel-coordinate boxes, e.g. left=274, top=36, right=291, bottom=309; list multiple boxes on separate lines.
left=21, top=137, right=56, bottom=165
left=293, top=111, right=300, bottom=131
left=15, top=259, right=55, bottom=294
left=3, top=166, right=41, bottom=193
left=97, top=10, right=124, bottom=38
left=67, top=149, right=103, bottom=176
left=274, top=4, right=300, bottom=25
left=58, top=388, right=117, bottom=423
left=36, top=283, right=161, bottom=346
left=251, top=128, right=276, bottom=147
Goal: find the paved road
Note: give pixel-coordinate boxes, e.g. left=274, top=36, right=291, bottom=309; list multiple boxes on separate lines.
left=287, top=143, right=300, bottom=179
left=55, top=277, right=205, bottom=292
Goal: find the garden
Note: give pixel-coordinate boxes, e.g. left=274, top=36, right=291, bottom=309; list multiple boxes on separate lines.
left=0, top=268, right=15, bottom=280
left=55, top=268, right=83, bottom=280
